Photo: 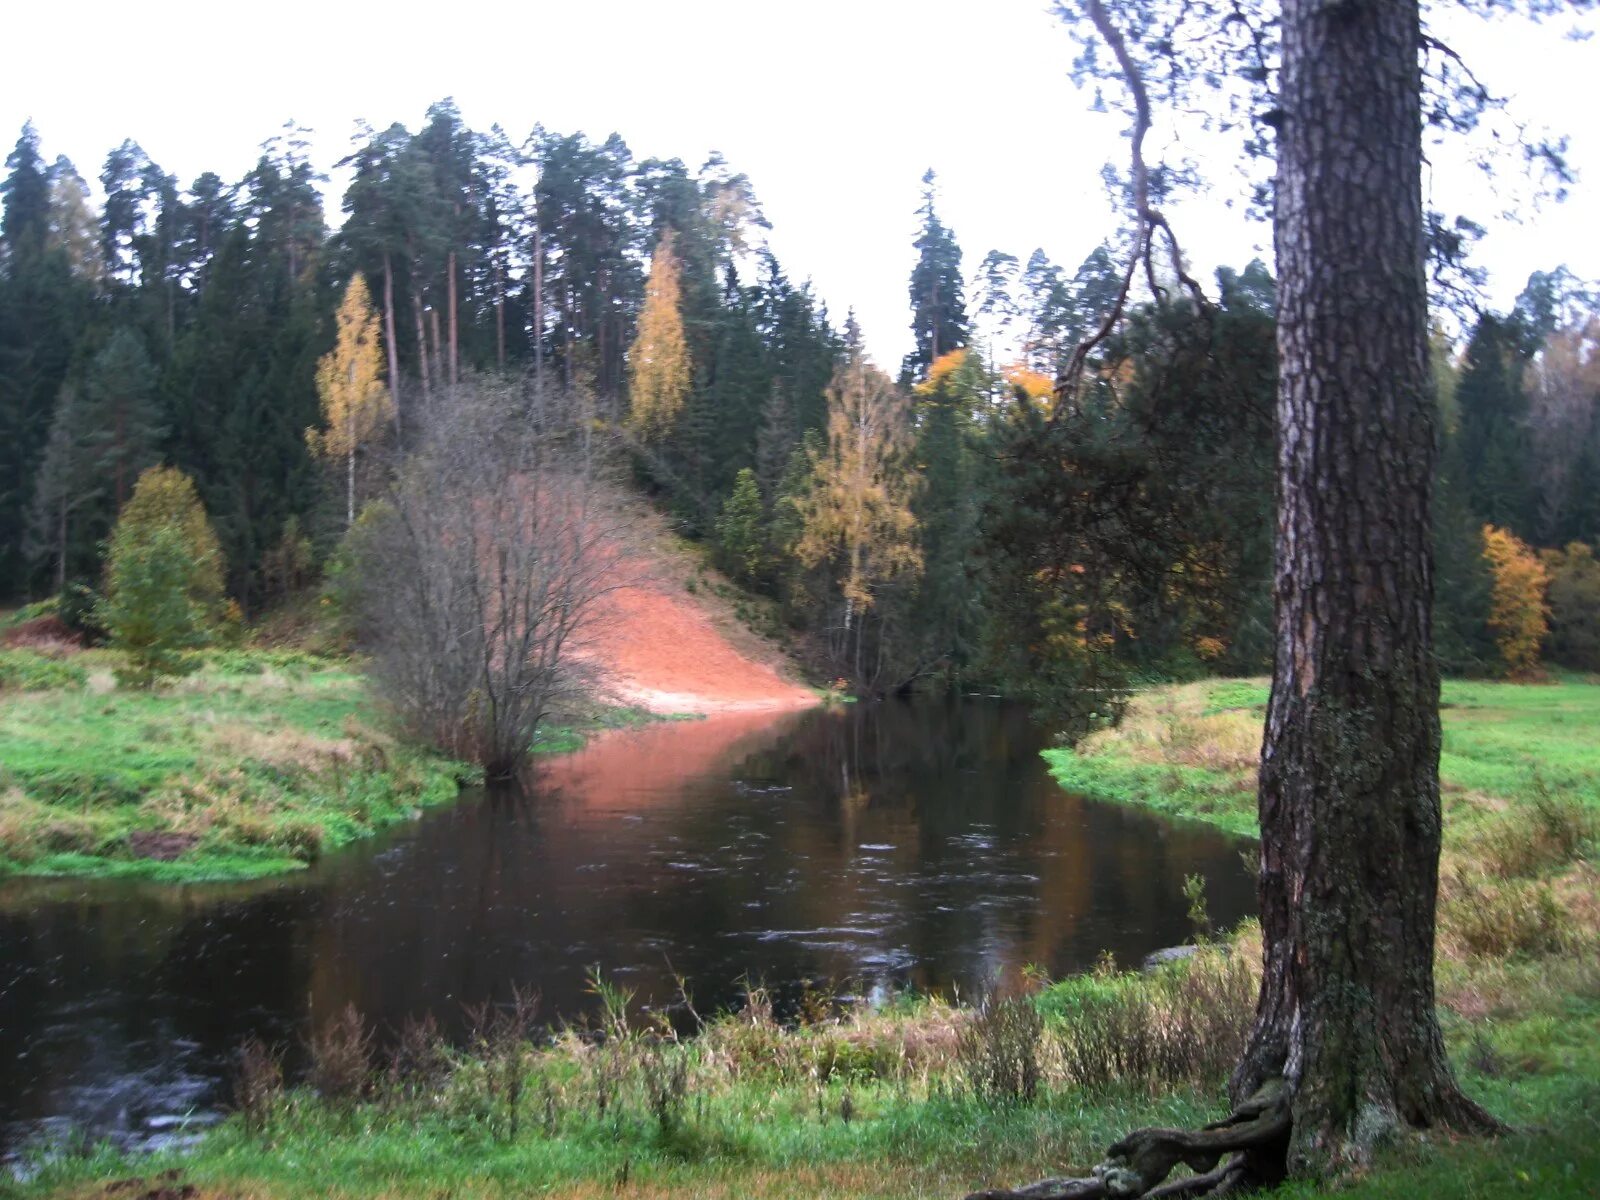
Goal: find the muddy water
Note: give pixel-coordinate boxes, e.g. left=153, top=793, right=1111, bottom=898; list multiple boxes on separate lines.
left=0, top=699, right=1254, bottom=1156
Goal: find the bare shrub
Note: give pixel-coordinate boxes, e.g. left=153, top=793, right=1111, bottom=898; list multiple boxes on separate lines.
left=381, top=1014, right=452, bottom=1110
left=341, top=376, right=632, bottom=776
left=233, top=1036, right=283, bottom=1134
left=958, top=988, right=1044, bottom=1105
left=1477, top=783, right=1596, bottom=879
left=459, top=986, right=540, bottom=1139
left=1056, top=950, right=1255, bottom=1093
left=308, top=1003, right=373, bottom=1104
left=1443, top=874, right=1572, bottom=958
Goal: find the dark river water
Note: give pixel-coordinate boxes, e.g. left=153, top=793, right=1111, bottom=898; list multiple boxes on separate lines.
left=0, top=699, right=1253, bottom=1158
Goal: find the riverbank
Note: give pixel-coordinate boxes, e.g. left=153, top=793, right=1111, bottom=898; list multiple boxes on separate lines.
left=0, top=647, right=474, bottom=882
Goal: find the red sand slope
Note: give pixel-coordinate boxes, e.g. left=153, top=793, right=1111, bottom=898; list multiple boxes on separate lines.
left=582, top=573, right=817, bottom=716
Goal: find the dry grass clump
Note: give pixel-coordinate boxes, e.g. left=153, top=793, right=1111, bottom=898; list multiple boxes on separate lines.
left=1052, top=948, right=1257, bottom=1094
left=0, top=787, right=114, bottom=861
left=1439, top=866, right=1585, bottom=960
left=1077, top=685, right=1261, bottom=776
left=1471, top=785, right=1595, bottom=879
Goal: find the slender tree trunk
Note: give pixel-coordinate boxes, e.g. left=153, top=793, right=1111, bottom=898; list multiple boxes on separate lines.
left=383, top=252, right=403, bottom=443
left=447, top=246, right=460, bottom=390
left=533, top=223, right=545, bottom=402
left=412, top=288, right=432, bottom=401
left=495, top=257, right=506, bottom=370
left=54, top=497, right=66, bottom=595
left=347, top=360, right=357, bottom=528
left=430, top=307, right=443, bottom=391
left=1231, top=0, right=1496, bottom=1174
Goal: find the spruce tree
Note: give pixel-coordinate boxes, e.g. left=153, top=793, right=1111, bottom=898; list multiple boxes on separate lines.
left=902, top=170, right=968, bottom=382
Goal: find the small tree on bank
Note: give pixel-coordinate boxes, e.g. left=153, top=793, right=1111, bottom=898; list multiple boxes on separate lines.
left=97, top=466, right=225, bottom=687
left=340, top=376, right=630, bottom=777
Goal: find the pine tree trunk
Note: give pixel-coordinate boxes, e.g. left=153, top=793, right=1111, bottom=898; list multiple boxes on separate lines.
left=383, top=253, right=403, bottom=442
left=495, top=257, right=506, bottom=370
left=412, top=284, right=432, bottom=402
left=533, top=223, right=545, bottom=402
left=447, top=246, right=459, bottom=391
left=430, top=307, right=443, bottom=389
left=1231, top=0, right=1496, bottom=1173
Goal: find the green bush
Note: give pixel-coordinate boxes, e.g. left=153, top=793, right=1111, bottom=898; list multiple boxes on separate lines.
left=97, top=466, right=228, bottom=688
left=99, top=523, right=213, bottom=687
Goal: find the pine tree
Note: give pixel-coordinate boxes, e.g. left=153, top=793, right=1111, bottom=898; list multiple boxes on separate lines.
left=86, top=328, right=164, bottom=510
left=1457, top=315, right=1533, bottom=534
left=627, top=228, right=690, bottom=439
left=903, top=170, right=968, bottom=381
left=309, top=276, right=393, bottom=526
left=1, top=122, right=50, bottom=261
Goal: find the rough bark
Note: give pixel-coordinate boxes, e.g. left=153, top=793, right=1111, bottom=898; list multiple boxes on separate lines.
left=1230, top=0, right=1498, bottom=1173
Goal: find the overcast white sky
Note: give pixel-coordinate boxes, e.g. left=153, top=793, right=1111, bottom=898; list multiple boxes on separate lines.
left=4, top=0, right=1596, bottom=366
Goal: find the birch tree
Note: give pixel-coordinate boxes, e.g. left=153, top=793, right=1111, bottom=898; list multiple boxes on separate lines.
left=309, top=275, right=392, bottom=526
left=796, top=350, right=921, bottom=680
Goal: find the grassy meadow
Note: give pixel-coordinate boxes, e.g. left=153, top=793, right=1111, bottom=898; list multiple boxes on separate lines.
left=12, top=676, right=1599, bottom=1198
left=0, top=645, right=471, bottom=882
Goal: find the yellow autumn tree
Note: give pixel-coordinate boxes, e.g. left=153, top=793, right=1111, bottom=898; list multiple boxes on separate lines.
left=1482, top=524, right=1550, bottom=679
left=1002, top=362, right=1056, bottom=406
left=796, top=353, right=921, bottom=638
left=309, top=275, right=392, bottom=526
left=627, top=229, right=690, bottom=439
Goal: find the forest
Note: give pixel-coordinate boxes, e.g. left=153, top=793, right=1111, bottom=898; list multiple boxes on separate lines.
left=2, top=108, right=1596, bottom=701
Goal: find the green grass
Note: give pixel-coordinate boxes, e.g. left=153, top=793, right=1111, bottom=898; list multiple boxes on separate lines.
left=1042, top=676, right=1600, bottom=842
left=0, top=647, right=469, bottom=882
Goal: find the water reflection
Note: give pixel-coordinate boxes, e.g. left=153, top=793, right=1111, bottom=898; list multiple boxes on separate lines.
left=0, top=699, right=1253, bottom=1155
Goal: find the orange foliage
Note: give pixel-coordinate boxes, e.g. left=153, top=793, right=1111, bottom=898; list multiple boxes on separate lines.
left=1002, top=362, right=1056, bottom=403
left=1482, top=524, right=1550, bottom=679
left=914, top=347, right=971, bottom=395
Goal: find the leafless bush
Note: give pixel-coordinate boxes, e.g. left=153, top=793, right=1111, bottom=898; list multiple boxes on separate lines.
left=341, top=375, right=632, bottom=776
left=1057, top=950, right=1255, bottom=1093
left=309, top=1003, right=373, bottom=1104
left=958, top=990, right=1044, bottom=1105
left=380, top=1013, right=453, bottom=1110
left=233, top=1036, right=284, bottom=1134
left=459, top=986, right=541, bottom=1139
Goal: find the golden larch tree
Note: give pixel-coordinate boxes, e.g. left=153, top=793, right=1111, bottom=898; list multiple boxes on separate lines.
left=626, top=229, right=690, bottom=439
left=1482, top=524, right=1550, bottom=679
left=796, top=352, right=921, bottom=653
left=309, top=275, right=393, bottom=526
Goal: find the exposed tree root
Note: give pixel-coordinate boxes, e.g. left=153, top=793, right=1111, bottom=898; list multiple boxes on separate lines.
left=963, top=1080, right=1290, bottom=1200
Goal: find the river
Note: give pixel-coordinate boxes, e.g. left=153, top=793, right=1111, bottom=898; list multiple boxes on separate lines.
left=0, top=698, right=1254, bottom=1158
